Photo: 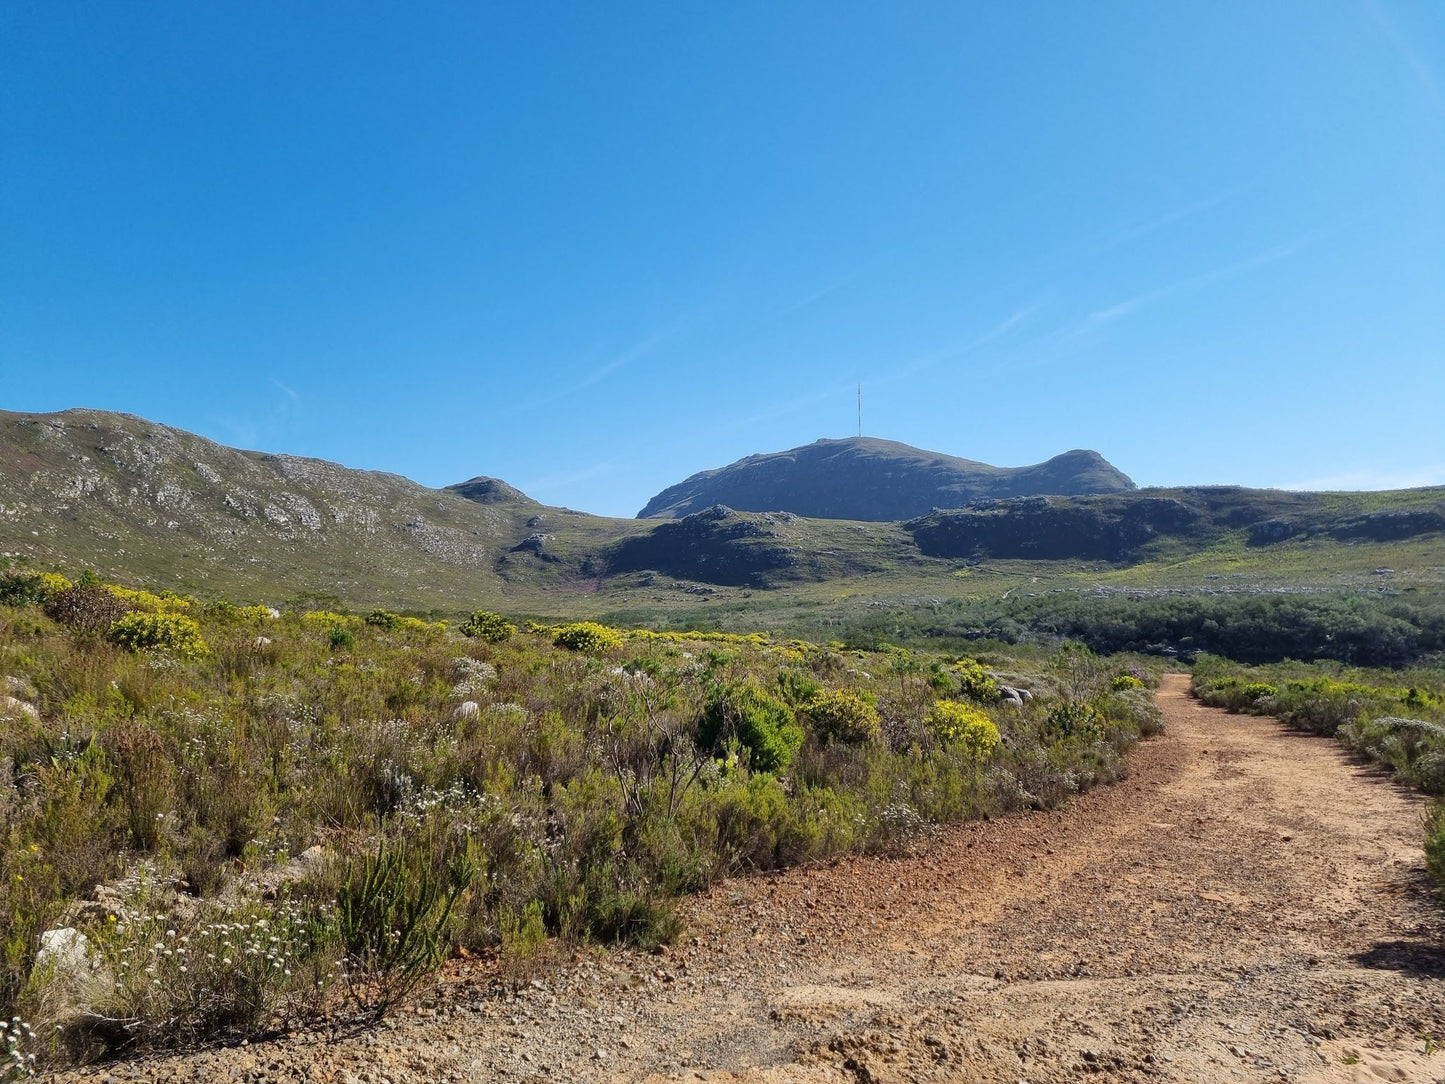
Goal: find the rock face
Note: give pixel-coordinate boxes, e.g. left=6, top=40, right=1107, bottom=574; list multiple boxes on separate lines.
left=908, top=495, right=1200, bottom=562
left=609, top=506, right=803, bottom=587
left=636, top=438, right=1136, bottom=521
left=444, top=476, right=535, bottom=505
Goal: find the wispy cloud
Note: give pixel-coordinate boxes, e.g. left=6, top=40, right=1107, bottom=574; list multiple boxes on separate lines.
left=876, top=301, right=1047, bottom=386
left=1364, top=0, right=1445, bottom=117
left=210, top=378, right=302, bottom=449
left=524, top=314, right=695, bottom=410
left=1087, top=234, right=1313, bottom=324
left=1280, top=464, right=1445, bottom=492
left=708, top=381, right=858, bottom=434
left=700, top=302, right=1045, bottom=438
left=1097, top=190, right=1238, bottom=250
left=566, top=327, right=675, bottom=395
left=776, top=277, right=855, bottom=318
left=518, top=461, right=616, bottom=495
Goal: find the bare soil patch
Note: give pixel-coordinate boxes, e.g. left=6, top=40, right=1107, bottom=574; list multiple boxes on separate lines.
left=58, top=675, right=1445, bottom=1083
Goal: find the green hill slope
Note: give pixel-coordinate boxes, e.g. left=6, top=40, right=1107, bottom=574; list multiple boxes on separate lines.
left=0, top=408, right=644, bottom=610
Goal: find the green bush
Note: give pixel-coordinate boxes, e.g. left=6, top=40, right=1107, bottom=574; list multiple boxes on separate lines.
left=1110, top=674, right=1146, bottom=692
left=1095, top=688, right=1166, bottom=738
left=1044, top=699, right=1106, bottom=743
left=775, top=668, right=822, bottom=708
left=698, top=683, right=803, bottom=773
left=328, top=624, right=355, bottom=650
left=108, top=611, right=209, bottom=660
left=337, top=841, right=475, bottom=1018
left=461, top=610, right=516, bottom=642
left=498, top=899, right=549, bottom=980
left=552, top=621, right=623, bottom=653
left=803, top=689, right=881, bottom=745
left=0, top=573, right=48, bottom=607
left=365, top=609, right=404, bottom=630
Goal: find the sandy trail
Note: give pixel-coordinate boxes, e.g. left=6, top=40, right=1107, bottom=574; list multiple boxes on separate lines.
left=61, top=674, right=1445, bottom=1083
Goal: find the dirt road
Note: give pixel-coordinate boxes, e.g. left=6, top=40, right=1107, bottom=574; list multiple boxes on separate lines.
left=64, top=675, right=1445, bottom=1083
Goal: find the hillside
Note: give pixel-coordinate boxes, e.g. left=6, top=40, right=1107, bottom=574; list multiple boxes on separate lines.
left=636, top=437, right=1136, bottom=520
left=905, top=487, right=1445, bottom=562
left=0, top=408, right=644, bottom=611
left=3, top=409, right=1444, bottom=660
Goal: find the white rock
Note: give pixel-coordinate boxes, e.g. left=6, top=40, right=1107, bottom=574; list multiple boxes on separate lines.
left=33, top=927, right=110, bottom=1013
left=37, top=927, right=91, bottom=972
left=254, top=636, right=273, bottom=647
left=453, top=701, right=481, bottom=721
left=2, top=695, right=37, bottom=718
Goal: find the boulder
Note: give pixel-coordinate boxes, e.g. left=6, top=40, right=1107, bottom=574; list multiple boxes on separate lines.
left=2, top=695, right=37, bottom=719
left=32, top=927, right=111, bottom=1010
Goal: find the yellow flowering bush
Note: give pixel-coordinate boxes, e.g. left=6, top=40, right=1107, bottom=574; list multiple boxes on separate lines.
left=108, top=611, right=210, bottom=660
left=925, top=700, right=1000, bottom=760
left=106, top=584, right=192, bottom=612
left=552, top=621, right=624, bottom=653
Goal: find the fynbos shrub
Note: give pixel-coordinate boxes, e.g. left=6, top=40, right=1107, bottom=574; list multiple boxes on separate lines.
left=1426, top=802, right=1445, bottom=892
left=552, top=622, right=623, bottom=654
left=44, top=584, right=130, bottom=636
left=1044, top=699, right=1106, bottom=743
left=924, top=700, right=1000, bottom=760
left=337, top=841, right=475, bottom=1018
left=109, top=612, right=210, bottom=661
left=698, top=683, right=803, bottom=773
left=954, top=657, right=1001, bottom=702
left=0, top=573, right=50, bottom=607
left=803, top=690, right=881, bottom=745
left=460, top=610, right=516, bottom=642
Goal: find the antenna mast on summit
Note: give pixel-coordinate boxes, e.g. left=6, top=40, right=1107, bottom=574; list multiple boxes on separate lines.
left=857, top=384, right=862, bottom=437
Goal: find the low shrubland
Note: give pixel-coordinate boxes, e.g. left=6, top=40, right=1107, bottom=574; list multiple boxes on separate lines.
left=823, top=590, right=1445, bottom=667
left=0, top=571, right=1165, bottom=1070
left=1192, top=655, right=1445, bottom=896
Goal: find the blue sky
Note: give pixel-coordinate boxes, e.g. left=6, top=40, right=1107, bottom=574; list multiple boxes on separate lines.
left=2, top=2, right=1442, bottom=517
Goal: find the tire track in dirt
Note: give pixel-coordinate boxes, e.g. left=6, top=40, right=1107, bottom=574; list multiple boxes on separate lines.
left=61, top=675, right=1445, bottom=1083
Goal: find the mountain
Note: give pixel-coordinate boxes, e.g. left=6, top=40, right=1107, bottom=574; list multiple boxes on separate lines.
left=2, top=409, right=1441, bottom=624
left=636, top=437, right=1136, bottom=521
left=0, top=408, right=634, bottom=610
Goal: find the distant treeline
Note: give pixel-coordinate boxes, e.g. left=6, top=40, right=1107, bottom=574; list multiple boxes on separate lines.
left=828, top=591, right=1445, bottom=667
